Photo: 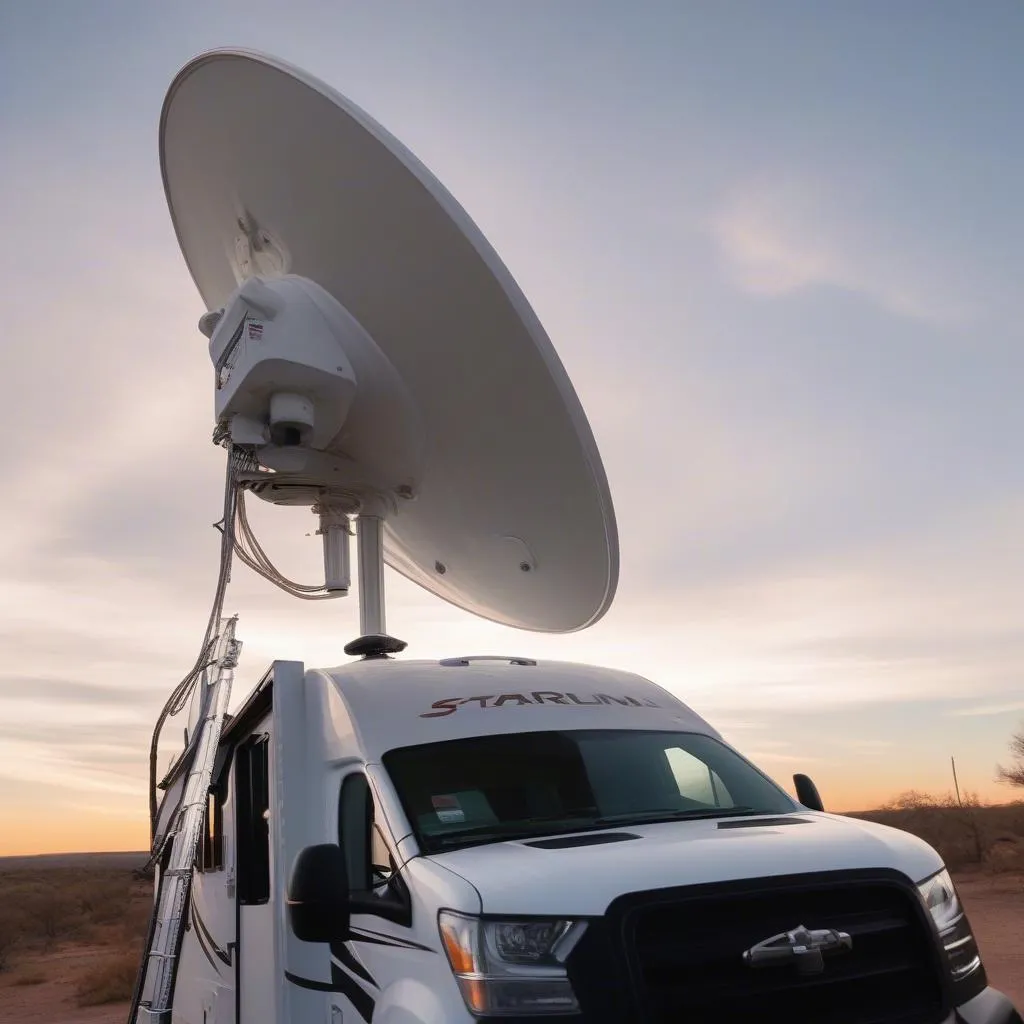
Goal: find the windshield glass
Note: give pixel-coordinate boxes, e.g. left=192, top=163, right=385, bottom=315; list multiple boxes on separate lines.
left=382, top=729, right=797, bottom=853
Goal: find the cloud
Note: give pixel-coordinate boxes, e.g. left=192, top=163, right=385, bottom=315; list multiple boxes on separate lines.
left=0, top=736, right=144, bottom=799
left=708, top=175, right=977, bottom=328
left=747, top=751, right=826, bottom=765
left=710, top=181, right=835, bottom=296
left=832, top=739, right=894, bottom=751
left=0, top=675, right=155, bottom=710
left=946, top=702, right=1024, bottom=718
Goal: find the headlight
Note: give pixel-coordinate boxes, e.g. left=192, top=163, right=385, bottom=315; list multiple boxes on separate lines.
left=438, top=911, right=586, bottom=1016
left=917, top=868, right=982, bottom=984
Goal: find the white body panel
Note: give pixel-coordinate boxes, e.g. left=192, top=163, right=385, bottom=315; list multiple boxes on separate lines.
left=172, top=887, right=233, bottom=1024
left=161, top=656, right=970, bottom=1024
left=239, top=903, right=274, bottom=1023
left=431, top=813, right=944, bottom=917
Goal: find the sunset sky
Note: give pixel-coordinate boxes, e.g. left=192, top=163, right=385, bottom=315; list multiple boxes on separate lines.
left=2, top=1, right=1024, bottom=856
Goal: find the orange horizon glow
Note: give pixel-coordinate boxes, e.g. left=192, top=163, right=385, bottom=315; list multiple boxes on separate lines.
left=3, top=785, right=1021, bottom=857
left=0, top=812, right=149, bottom=858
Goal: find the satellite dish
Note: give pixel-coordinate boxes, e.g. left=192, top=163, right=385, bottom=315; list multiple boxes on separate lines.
left=160, top=49, right=618, bottom=635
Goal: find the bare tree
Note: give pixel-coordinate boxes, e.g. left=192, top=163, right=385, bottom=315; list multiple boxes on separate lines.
left=996, top=727, right=1024, bottom=788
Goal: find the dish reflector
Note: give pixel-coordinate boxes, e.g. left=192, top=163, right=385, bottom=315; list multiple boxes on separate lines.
left=160, top=50, right=618, bottom=632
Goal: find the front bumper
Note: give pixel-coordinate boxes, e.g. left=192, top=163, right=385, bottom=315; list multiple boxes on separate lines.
left=486, top=986, right=1023, bottom=1024
left=952, top=987, right=1023, bottom=1024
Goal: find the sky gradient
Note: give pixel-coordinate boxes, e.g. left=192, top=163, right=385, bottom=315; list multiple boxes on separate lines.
left=2, top=1, right=1024, bottom=855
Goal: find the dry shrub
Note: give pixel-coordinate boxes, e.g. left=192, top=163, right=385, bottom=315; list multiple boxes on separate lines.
left=12, top=969, right=46, bottom=986
left=0, top=867, right=148, bottom=952
left=851, top=795, right=1024, bottom=871
left=77, top=923, right=110, bottom=947
left=0, top=908, right=24, bottom=972
left=78, top=880, right=130, bottom=925
left=19, top=890, right=78, bottom=948
left=983, top=836, right=1024, bottom=874
left=120, top=898, right=153, bottom=946
left=75, top=949, right=141, bottom=1007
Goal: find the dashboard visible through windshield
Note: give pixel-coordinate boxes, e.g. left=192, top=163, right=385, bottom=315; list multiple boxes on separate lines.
left=382, top=729, right=797, bottom=853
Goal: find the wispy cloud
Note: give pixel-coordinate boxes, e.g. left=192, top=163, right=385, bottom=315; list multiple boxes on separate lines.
left=710, top=179, right=836, bottom=297
left=947, top=702, right=1024, bottom=718
left=832, top=738, right=894, bottom=751
left=709, top=175, right=977, bottom=328
left=747, top=751, right=826, bottom=766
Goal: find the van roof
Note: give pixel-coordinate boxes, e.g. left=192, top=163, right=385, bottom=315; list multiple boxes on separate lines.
left=312, top=657, right=719, bottom=760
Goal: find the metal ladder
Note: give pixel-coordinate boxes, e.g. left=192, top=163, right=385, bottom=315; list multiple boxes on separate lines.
left=132, top=617, right=242, bottom=1024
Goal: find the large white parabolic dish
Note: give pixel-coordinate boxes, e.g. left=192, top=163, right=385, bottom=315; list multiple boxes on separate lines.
left=160, top=50, right=618, bottom=633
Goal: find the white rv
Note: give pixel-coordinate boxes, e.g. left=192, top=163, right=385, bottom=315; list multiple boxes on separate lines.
left=152, top=649, right=1018, bottom=1024
left=134, top=48, right=1021, bottom=1024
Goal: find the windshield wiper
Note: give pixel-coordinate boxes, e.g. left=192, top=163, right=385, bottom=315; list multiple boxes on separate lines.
left=427, top=807, right=766, bottom=850
left=429, top=813, right=605, bottom=847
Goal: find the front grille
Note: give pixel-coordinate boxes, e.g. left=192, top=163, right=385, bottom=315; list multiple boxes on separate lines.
left=619, top=870, right=947, bottom=1024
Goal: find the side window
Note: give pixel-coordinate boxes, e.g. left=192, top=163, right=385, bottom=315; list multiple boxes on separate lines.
left=665, top=746, right=734, bottom=808
left=339, top=773, right=399, bottom=889
left=339, top=773, right=373, bottom=892
left=236, top=734, right=271, bottom=904
left=198, top=786, right=225, bottom=873
left=371, top=822, right=394, bottom=887
left=339, top=774, right=407, bottom=918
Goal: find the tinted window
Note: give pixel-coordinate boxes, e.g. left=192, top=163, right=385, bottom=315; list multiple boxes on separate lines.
left=236, top=734, right=270, bottom=903
left=382, top=729, right=795, bottom=852
left=198, top=787, right=225, bottom=873
left=338, top=773, right=399, bottom=891
left=337, top=773, right=411, bottom=925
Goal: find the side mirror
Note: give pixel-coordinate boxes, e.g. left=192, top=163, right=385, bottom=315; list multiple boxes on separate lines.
left=287, top=843, right=351, bottom=943
left=793, top=773, right=825, bottom=812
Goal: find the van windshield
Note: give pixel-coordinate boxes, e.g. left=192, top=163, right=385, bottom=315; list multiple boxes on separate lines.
left=381, top=729, right=797, bottom=853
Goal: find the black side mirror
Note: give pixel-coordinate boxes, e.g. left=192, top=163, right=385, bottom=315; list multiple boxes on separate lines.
left=287, top=843, right=351, bottom=943
left=793, top=773, right=825, bottom=812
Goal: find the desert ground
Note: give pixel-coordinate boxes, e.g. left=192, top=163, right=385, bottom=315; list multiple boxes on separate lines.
left=1, top=804, right=1022, bottom=1022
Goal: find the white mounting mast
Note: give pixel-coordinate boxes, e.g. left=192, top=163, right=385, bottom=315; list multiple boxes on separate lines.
left=356, top=511, right=386, bottom=636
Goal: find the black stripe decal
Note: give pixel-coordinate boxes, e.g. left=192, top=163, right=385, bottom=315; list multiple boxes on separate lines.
left=283, top=968, right=375, bottom=1022
left=332, top=962, right=375, bottom=1022
left=192, top=905, right=232, bottom=966
left=189, top=908, right=222, bottom=974
left=285, top=971, right=336, bottom=992
left=331, top=943, right=377, bottom=987
left=349, top=928, right=434, bottom=952
left=284, top=958, right=376, bottom=1024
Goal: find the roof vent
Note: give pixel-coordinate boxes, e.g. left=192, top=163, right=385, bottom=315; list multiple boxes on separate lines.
left=439, top=655, right=537, bottom=667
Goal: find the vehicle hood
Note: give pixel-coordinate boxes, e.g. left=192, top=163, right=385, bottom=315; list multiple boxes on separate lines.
left=427, top=812, right=944, bottom=916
